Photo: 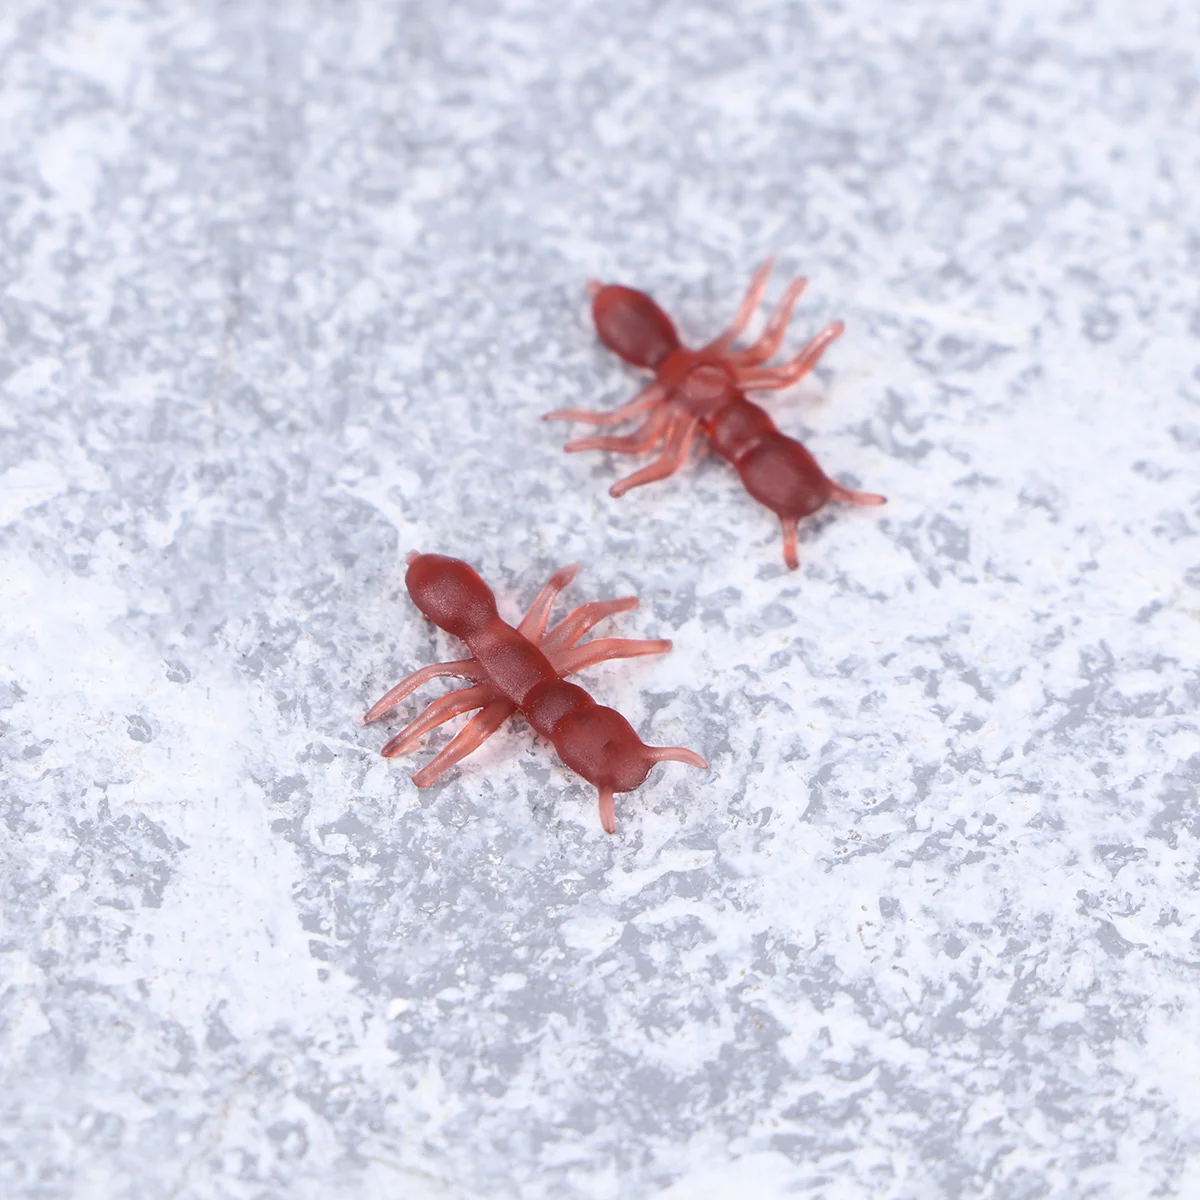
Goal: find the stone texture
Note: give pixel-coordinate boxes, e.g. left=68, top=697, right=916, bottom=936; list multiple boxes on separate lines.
left=1, top=1, right=1199, bottom=1197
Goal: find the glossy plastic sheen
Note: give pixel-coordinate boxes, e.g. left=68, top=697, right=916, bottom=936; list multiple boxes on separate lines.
left=364, top=554, right=706, bottom=833
left=593, top=284, right=681, bottom=368
left=547, top=262, right=886, bottom=569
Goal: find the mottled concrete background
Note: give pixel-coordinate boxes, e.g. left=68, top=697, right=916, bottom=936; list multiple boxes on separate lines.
left=2, top=1, right=1199, bottom=1197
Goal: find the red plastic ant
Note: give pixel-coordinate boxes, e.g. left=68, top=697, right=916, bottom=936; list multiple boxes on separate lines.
left=363, top=553, right=706, bottom=833
left=547, top=261, right=885, bottom=569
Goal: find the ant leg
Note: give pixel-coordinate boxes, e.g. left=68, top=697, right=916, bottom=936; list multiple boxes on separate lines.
left=564, top=406, right=671, bottom=455
left=542, top=596, right=639, bottom=654
left=549, top=637, right=673, bottom=676
left=544, top=382, right=665, bottom=427
left=362, top=659, right=485, bottom=724
left=829, top=482, right=887, bottom=506
left=411, top=699, right=516, bottom=787
left=780, top=516, right=801, bottom=570
left=518, top=563, right=581, bottom=642
left=736, top=321, right=845, bottom=391
left=704, top=260, right=775, bottom=355
left=379, top=683, right=494, bottom=758
left=728, top=277, right=807, bottom=367
left=609, top=416, right=699, bottom=498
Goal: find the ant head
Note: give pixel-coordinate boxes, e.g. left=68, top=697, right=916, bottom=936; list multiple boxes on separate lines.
left=554, top=706, right=707, bottom=833
left=554, top=705, right=656, bottom=796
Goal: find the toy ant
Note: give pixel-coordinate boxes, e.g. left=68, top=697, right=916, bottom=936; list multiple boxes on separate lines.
left=546, top=261, right=885, bottom=569
left=363, top=554, right=706, bottom=833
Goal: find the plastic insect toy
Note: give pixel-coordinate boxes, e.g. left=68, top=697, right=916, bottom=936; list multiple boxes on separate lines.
left=546, top=260, right=886, bottom=569
left=362, top=553, right=707, bottom=833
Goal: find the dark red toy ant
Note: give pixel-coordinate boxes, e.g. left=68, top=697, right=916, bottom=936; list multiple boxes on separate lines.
left=363, top=553, right=706, bottom=833
left=546, top=261, right=885, bottom=569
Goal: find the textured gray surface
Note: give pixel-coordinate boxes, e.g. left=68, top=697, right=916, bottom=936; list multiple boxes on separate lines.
left=2, top=1, right=1199, bottom=1197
